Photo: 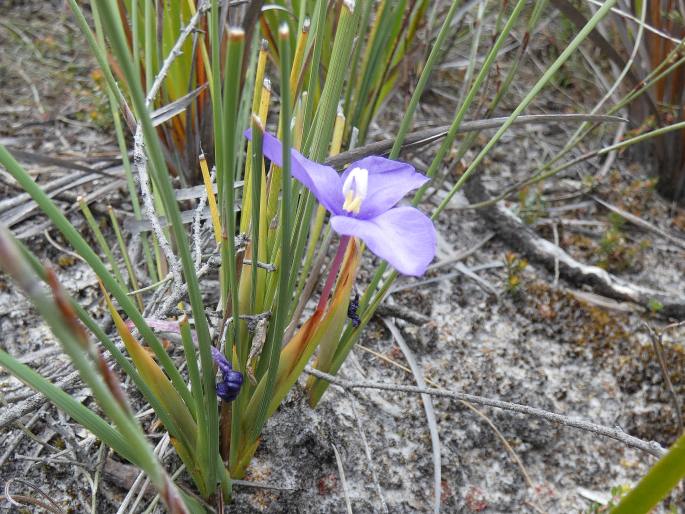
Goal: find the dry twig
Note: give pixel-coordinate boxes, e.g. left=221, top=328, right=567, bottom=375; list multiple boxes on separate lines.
left=303, top=367, right=666, bottom=457
left=464, top=174, right=685, bottom=318
left=356, top=332, right=541, bottom=508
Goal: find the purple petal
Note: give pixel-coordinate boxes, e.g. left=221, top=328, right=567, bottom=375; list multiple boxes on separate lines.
left=211, top=346, right=232, bottom=374
left=330, top=207, right=436, bottom=276
left=341, top=156, right=429, bottom=219
left=245, top=129, right=344, bottom=214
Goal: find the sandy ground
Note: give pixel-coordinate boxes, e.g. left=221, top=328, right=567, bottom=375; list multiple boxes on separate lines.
left=1, top=2, right=685, bottom=513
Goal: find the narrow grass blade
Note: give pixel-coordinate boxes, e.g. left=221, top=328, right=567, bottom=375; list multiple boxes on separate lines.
left=95, top=0, right=220, bottom=492
left=0, top=224, right=190, bottom=513
left=246, top=21, right=293, bottom=447
left=0, top=145, right=193, bottom=408
left=0, top=348, right=136, bottom=465
left=101, top=285, right=197, bottom=451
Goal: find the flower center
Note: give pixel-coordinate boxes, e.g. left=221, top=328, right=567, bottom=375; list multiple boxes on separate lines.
left=341, top=167, right=368, bottom=214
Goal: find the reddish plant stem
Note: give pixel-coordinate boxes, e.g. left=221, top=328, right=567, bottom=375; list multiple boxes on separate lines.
left=317, top=235, right=351, bottom=312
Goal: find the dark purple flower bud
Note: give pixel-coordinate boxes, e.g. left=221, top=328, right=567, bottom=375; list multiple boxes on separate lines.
left=216, top=381, right=240, bottom=402
left=224, top=369, right=244, bottom=386
left=211, top=346, right=243, bottom=402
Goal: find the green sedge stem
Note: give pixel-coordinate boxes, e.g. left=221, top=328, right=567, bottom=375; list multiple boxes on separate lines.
left=0, top=348, right=137, bottom=464
left=357, top=0, right=491, bottom=319
left=431, top=0, right=619, bottom=219
left=0, top=225, right=186, bottom=511
left=95, top=0, right=219, bottom=494
left=306, top=1, right=358, bottom=160
left=13, top=232, right=183, bottom=449
left=220, top=28, right=245, bottom=348
left=249, top=22, right=293, bottom=444
left=389, top=0, right=463, bottom=159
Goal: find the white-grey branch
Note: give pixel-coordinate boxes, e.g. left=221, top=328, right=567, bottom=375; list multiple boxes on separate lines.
left=304, top=366, right=667, bottom=457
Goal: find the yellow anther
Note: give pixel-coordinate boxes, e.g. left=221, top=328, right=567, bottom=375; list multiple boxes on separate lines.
left=341, top=167, right=368, bottom=215
left=344, top=195, right=363, bottom=214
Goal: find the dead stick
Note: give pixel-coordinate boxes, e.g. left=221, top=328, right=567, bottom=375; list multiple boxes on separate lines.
left=303, top=366, right=666, bottom=457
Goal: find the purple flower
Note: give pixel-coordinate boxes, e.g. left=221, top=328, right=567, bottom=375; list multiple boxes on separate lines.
left=246, top=130, right=437, bottom=276
left=211, top=346, right=243, bottom=402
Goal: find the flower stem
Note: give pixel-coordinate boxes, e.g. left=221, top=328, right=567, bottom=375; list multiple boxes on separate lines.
left=317, top=235, right=351, bottom=312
